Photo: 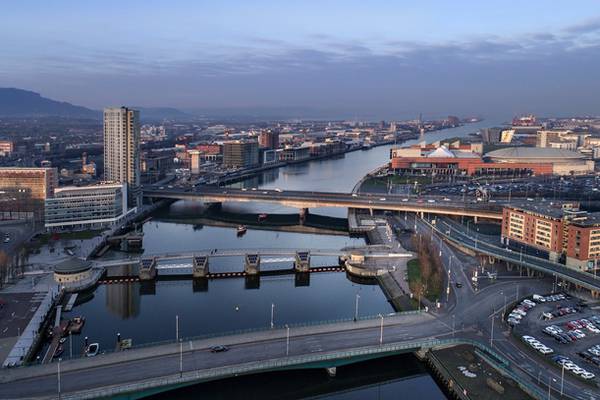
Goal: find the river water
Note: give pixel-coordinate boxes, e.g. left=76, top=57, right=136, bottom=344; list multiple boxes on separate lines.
left=63, top=120, right=501, bottom=399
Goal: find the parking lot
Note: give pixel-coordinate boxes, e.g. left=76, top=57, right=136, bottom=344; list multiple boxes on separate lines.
left=507, top=293, right=600, bottom=385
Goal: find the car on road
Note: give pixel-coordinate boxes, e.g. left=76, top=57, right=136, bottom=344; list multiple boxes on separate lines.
left=455, top=282, right=463, bottom=288
left=275, top=188, right=282, bottom=193
left=210, top=345, right=229, bottom=353
left=379, top=198, right=386, bottom=201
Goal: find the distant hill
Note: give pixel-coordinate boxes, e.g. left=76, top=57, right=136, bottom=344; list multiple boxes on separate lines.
left=135, top=107, right=195, bottom=121
left=0, top=88, right=100, bottom=119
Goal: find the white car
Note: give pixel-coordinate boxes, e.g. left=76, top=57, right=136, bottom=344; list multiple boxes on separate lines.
left=581, top=372, right=595, bottom=380
left=379, top=198, right=386, bottom=201
left=274, top=188, right=282, bottom=193
left=539, top=347, right=554, bottom=355
left=352, top=193, right=358, bottom=197
left=522, top=335, right=536, bottom=342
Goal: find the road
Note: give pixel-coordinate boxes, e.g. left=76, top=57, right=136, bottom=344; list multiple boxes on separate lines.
left=142, top=186, right=503, bottom=220
left=429, top=216, right=600, bottom=292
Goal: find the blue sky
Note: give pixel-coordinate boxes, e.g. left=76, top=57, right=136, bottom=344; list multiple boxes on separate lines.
left=2, top=0, right=600, bottom=118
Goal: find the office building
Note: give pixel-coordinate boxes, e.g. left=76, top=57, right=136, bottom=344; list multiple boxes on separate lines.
left=222, top=140, right=259, bottom=168
left=0, top=141, right=14, bottom=156
left=104, top=107, right=141, bottom=209
left=258, top=130, right=280, bottom=149
left=44, top=182, right=131, bottom=230
left=0, top=167, right=58, bottom=220
left=502, top=202, right=600, bottom=271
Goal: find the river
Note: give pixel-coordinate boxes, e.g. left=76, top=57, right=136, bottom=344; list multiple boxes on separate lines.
left=63, top=119, right=502, bottom=399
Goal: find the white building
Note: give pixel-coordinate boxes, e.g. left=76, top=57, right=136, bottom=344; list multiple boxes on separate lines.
left=44, top=183, right=133, bottom=231
left=104, top=107, right=141, bottom=208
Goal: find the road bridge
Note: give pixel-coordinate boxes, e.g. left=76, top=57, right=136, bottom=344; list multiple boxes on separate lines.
left=0, top=310, right=541, bottom=400
left=143, top=187, right=503, bottom=220
left=427, top=217, right=600, bottom=293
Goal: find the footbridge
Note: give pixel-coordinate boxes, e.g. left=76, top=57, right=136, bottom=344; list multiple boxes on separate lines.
left=95, top=246, right=412, bottom=281
left=143, top=187, right=503, bottom=220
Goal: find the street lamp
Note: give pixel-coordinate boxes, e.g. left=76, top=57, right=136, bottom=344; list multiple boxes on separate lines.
left=490, top=315, right=494, bottom=348
left=285, top=324, right=290, bottom=356
left=354, top=293, right=360, bottom=322
left=57, top=358, right=61, bottom=400
left=452, top=315, right=456, bottom=337
left=179, top=341, right=183, bottom=378
left=270, top=303, right=275, bottom=329
left=378, top=314, right=384, bottom=345
left=560, top=363, right=565, bottom=397
left=175, top=315, right=179, bottom=341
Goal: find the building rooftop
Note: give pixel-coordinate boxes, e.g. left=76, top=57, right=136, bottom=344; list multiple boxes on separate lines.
left=485, top=147, right=584, bottom=160
left=505, top=202, right=600, bottom=227
left=54, top=257, right=92, bottom=274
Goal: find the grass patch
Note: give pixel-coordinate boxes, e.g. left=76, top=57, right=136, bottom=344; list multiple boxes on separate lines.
left=406, top=258, right=442, bottom=302
left=34, top=229, right=105, bottom=245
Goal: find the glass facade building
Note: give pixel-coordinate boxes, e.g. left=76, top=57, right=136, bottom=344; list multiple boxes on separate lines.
left=0, top=167, right=58, bottom=220
left=44, top=183, right=130, bottom=230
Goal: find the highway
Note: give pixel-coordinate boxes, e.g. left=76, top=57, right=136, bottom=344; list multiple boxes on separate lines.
left=142, top=186, right=503, bottom=220
left=429, top=216, right=600, bottom=292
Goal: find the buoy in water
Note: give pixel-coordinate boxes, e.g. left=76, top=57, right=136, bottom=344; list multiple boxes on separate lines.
left=235, top=306, right=240, bottom=311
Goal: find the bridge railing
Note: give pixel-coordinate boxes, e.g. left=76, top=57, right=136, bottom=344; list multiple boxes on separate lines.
left=34, top=310, right=423, bottom=364
left=60, top=337, right=542, bottom=400
left=425, top=218, right=600, bottom=290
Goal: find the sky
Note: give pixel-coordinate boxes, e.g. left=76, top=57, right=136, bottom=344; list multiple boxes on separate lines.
left=2, top=0, right=600, bottom=119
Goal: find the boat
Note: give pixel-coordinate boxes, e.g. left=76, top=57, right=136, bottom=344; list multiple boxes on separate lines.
left=237, top=225, right=247, bottom=235
left=68, top=316, right=85, bottom=334
left=258, top=213, right=268, bottom=222
left=85, top=343, right=99, bottom=357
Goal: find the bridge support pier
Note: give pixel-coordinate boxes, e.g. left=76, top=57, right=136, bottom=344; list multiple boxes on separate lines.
left=299, top=208, right=309, bottom=225
left=193, top=255, right=209, bottom=278
left=506, top=261, right=513, bottom=272
left=244, top=254, right=261, bottom=275
left=294, top=251, right=310, bottom=272
left=139, top=258, right=157, bottom=280
left=205, top=202, right=222, bottom=211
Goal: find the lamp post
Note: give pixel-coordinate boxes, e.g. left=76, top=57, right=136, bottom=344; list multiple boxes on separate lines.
left=270, top=303, right=275, bottom=329
left=57, top=358, right=61, bottom=400
left=560, top=363, right=565, bottom=397
left=452, top=314, right=456, bottom=337
left=175, top=315, right=179, bottom=341
left=490, top=315, right=494, bottom=348
left=179, top=341, right=183, bottom=378
left=354, top=293, right=360, bottom=322
left=378, top=314, right=384, bottom=345
left=285, top=324, right=290, bottom=356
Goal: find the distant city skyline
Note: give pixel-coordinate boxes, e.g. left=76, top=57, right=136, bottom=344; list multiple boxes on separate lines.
left=2, top=1, right=600, bottom=118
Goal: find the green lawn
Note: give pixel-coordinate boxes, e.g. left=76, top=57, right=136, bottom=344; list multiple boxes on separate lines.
left=34, top=229, right=105, bottom=245
left=406, top=258, right=442, bottom=302
left=407, top=258, right=421, bottom=289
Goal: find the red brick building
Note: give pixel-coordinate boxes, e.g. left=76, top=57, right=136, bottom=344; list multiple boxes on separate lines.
left=390, top=145, right=552, bottom=177
left=501, top=203, right=600, bottom=271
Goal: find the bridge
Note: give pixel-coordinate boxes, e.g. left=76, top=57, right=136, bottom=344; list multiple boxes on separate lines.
left=426, top=216, right=600, bottom=294
left=0, top=308, right=545, bottom=400
left=143, top=187, right=503, bottom=220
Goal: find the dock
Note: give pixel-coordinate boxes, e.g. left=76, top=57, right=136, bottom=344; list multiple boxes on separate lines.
left=64, top=294, right=78, bottom=312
